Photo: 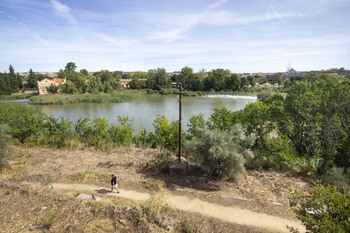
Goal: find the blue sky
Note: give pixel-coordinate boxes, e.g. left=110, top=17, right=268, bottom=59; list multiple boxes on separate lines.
left=0, top=0, right=349, bottom=73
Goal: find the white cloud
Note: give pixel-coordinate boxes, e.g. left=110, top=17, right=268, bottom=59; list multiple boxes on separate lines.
left=50, top=0, right=77, bottom=25
left=35, top=35, right=53, bottom=47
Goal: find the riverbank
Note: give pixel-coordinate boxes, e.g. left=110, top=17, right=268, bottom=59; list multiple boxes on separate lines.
left=0, top=92, right=36, bottom=100
left=28, top=90, right=144, bottom=105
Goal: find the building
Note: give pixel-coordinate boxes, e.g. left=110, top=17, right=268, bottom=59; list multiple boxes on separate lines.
left=37, top=78, right=66, bottom=95
left=120, top=79, right=132, bottom=88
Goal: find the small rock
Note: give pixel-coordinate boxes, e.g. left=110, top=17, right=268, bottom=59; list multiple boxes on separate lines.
left=40, top=207, right=48, bottom=211
left=118, top=219, right=128, bottom=226
left=29, top=225, right=38, bottom=231
left=76, top=193, right=101, bottom=201
left=20, top=223, right=29, bottom=230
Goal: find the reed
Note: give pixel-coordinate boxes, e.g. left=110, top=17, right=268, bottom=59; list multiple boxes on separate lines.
left=28, top=91, right=142, bottom=105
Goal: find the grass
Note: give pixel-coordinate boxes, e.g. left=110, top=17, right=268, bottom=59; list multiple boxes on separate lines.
left=28, top=90, right=144, bottom=105
left=72, top=170, right=100, bottom=181
left=134, top=188, right=170, bottom=224
left=140, top=178, right=165, bottom=191
left=0, top=92, right=37, bottom=100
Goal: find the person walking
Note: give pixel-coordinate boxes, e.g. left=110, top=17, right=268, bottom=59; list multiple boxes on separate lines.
left=111, top=174, right=120, bottom=193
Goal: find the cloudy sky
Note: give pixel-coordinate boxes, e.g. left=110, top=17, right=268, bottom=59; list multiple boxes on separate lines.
left=0, top=0, right=349, bottom=73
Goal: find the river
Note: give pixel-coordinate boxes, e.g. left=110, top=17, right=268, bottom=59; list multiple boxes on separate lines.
left=19, top=94, right=256, bottom=132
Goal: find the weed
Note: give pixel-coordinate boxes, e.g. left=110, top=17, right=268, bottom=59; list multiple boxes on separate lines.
left=183, top=220, right=201, bottom=233
left=134, top=188, right=170, bottom=224
left=72, top=172, right=85, bottom=181
left=140, top=178, right=164, bottom=191
left=72, top=170, right=100, bottom=181
left=39, top=175, right=52, bottom=186
left=73, top=192, right=81, bottom=198
left=43, top=207, right=59, bottom=229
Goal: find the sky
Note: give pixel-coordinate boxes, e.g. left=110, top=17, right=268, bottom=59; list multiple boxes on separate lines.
left=0, top=0, right=349, bottom=73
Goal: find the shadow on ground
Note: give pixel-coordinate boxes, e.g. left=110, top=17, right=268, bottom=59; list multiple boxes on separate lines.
left=138, top=164, right=221, bottom=192
left=95, top=188, right=110, bottom=194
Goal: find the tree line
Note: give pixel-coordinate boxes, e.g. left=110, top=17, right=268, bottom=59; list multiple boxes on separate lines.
left=2, top=62, right=349, bottom=96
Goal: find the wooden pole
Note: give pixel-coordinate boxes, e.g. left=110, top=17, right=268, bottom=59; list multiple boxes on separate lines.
left=178, top=83, right=182, bottom=162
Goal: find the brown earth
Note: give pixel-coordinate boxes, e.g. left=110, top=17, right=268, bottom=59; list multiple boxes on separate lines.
left=0, top=146, right=308, bottom=232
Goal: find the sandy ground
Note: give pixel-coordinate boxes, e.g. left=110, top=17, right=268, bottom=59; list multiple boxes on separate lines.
left=0, top=146, right=308, bottom=232
left=53, top=182, right=305, bottom=232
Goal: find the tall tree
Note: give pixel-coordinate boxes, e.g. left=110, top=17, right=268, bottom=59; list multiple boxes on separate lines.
left=65, top=62, right=77, bottom=74
left=27, top=68, right=37, bottom=88
left=9, top=65, right=15, bottom=77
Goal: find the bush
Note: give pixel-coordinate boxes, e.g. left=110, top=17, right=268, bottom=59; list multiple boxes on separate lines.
left=134, top=189, right=170, bottom=225
left=143, top=151, right=172, bottom=173
left=109, top=115, right=134, bottom=146
left=0, top=124, right=14, bottom=171
left=320, top=167, right=350, bottom=194
left=153, top=115, right=183, bottom=151
left=185, top=125, right=255, bottom=180
left=289, top=182, right=350, bottom=233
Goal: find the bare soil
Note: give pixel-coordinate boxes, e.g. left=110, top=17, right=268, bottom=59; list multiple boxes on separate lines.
left=0, top=146, right=308, bottom=232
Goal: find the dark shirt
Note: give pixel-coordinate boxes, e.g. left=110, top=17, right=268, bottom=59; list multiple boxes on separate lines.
left=111, top=176, right=116, bottom=185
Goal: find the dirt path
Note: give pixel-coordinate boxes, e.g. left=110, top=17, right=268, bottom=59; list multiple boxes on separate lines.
left=53, top=183, right=305, bottom=233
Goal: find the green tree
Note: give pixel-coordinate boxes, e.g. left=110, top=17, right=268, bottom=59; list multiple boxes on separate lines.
left=65, top=62, right=77, bottom=73
left=80, top=69, right=88, bottom=76
left=153, top=114, right=182, bottom=151
left=247, top=75, right=256, bottom=87
left=289, top=183, right=350, bottom=233
left=60, top=80, right=78, bottom=94
left=9, top=65, right=15, bottom=77
left=27, top=68, right=37, bottom=88
left=109, top=115, right=134, bottom=146
left=147, top=68, right=168, bottom=90
left=185, top=125, right=255, bottom=180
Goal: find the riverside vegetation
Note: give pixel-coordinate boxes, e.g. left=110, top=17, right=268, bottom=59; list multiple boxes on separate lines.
left=1, top=64, right=350, bottom=231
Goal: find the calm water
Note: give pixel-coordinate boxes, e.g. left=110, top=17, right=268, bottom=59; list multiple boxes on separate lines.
left=28, top=94, right=256, bottom=132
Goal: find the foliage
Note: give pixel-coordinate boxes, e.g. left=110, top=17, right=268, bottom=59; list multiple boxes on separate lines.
left=289, top=182, right=350, bottom=233
left=29, top=92, right=140, bottom=105
left=185, top=125, right=255, bottom=180
left=0, top=103, right=46, bottom=142
left=140, top=178, right=165, bottom=191
left=0, top=65, right=22, bottom=95
left=145, top=151, right=172, bottom=173
left=187, top=113, right=205, bottom=139
left=320, top=167, right=350, bottom=194
left=0, top=124, right=14, bottom=171
left=253, top=135, right=303, bottom=172
left=41, top=116, right=74, bottom=147
left=206, top=107, right=238, bottom=131
left=134, top=189, right=170, bottom=225
left=153, top=114, right=183, bottom=151
left=109, top=115, right=134, bottom=146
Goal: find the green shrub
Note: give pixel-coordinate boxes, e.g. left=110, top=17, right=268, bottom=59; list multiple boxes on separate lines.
left=109, top=115, right=134, bottom=146
left=289, top=182, right=350, bottom=233
left=0, top=103, right=46, bottom=142
left=254, top=135, right=301, bottom=171
left=185, top=125, right=255, bottom=180
left=0, top=124, right=14, bottom=171
left=153, top=114, right=183, bottom=151
left=320, top=167, right=350, bottom=194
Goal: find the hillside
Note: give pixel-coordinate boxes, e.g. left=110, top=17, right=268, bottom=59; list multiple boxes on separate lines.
left=0, top=147, right=307, bottom=232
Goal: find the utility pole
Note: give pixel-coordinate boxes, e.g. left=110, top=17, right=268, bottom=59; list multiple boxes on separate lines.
left=178, top=83, right=182, bottom=162
left=169, top=82, right=187, bottom=175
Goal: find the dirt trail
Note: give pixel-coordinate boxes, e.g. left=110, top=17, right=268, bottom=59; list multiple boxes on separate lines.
left=53, top=183, right=305, bottom=233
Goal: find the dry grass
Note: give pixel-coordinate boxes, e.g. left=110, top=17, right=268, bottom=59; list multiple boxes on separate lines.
left=0, top=145, right=308, bottom=232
